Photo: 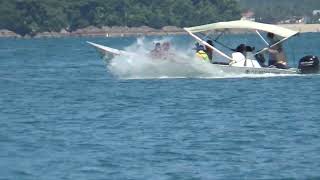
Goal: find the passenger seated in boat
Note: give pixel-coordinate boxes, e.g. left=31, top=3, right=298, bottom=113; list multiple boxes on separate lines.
left=245, top=46, right=254, bottom=60
left=161, top=42, right=172, bottom=59
left=205, top=40, right=214, bottom=62
left=255, top=53, right=268, bottom=67
left=194, top=43, right=209, bottom=62
left=231, top=44, right=246, bottom=66
left=245, top=46, right=263, bottom=68
left=150, top=42, right=163, bottom=59
left=162, top=42, right=170, bottom=52
left=265, top=32, right=289, bottom=69
left=247, top=45, right=267, bottom=67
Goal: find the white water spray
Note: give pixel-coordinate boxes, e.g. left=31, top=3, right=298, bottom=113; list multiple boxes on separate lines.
left=104, top=37, right=301, bottom=79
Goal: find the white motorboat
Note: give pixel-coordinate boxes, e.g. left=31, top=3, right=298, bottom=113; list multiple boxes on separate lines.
left=88, top=20, right=319, bottom=75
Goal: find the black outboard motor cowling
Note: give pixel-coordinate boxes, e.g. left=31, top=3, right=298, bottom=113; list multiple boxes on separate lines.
left=298, top=56, right=319, bottom=74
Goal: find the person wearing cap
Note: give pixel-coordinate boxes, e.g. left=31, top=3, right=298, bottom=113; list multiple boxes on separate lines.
left=195, top=43, right=209, bottom=61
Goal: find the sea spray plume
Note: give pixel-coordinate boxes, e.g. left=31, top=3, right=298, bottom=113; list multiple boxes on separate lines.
left=104, top=38, right=301, bottom=79
left=106, top=37, right=227, bottom=79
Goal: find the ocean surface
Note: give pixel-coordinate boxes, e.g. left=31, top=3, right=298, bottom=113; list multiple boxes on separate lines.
left=1, top=33, right=320, bottom=179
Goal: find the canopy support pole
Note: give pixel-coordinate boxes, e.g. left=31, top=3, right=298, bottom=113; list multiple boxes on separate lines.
left=214, top=31, right=225, bottom=41
left=185, top=29, right=233, bottom=61
left=255, top=30, right=269, bottom=46
left=254, top=36, right=292, bottom=55
left=200, top=32, right=235, bottom=51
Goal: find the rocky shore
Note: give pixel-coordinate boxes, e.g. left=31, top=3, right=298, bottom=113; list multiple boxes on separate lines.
left=0, top=26, right=186, bottom=38
left=1, top=24, right=320, bottom=38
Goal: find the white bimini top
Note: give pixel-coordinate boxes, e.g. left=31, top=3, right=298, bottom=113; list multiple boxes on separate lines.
left=184, top=20, right=299, bottom=38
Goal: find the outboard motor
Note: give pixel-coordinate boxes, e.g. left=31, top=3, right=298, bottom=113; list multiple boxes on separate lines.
left=298, top=56, right=319, bottom=74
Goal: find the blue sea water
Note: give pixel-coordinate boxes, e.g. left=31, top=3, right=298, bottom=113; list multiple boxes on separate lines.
left=0, top=34, right=320, bottom=179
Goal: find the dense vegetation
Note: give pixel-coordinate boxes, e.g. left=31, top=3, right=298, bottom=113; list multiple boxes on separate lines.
left=0, top=0, right=240, bottom=36
left=239, top=0, right=320, bottom=23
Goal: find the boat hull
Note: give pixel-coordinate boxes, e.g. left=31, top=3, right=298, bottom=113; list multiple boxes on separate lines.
left=88, top=42, right=300, bottom=75
left=215, top=64, right=298, bottom=74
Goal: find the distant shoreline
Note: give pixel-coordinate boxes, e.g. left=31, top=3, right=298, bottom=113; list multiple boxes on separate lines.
left=0, top=26, right=186, bottom=38
left=279, top=24, right=320, bottom=33
left=1, top=24, right=320, bottom=38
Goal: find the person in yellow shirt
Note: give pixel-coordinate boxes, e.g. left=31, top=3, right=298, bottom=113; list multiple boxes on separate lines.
left=195, top=43, right=209, bottom=62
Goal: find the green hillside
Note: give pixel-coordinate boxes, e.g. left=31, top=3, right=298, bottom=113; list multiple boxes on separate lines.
left=0, top=0, right=240, bottom=36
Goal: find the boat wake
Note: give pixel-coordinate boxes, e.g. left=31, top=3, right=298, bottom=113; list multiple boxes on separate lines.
left=104, top=38, right=302, bottom=80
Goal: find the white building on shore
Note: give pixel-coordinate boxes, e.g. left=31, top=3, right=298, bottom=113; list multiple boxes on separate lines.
left=312, top=10, right=320, bottom=16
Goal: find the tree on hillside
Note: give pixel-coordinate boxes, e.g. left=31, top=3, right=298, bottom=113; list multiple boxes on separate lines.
left=0, top=0, right=241, bottom=36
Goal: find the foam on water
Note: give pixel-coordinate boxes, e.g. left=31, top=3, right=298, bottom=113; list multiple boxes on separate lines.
left=104, top=37, right=301, bottom=79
